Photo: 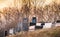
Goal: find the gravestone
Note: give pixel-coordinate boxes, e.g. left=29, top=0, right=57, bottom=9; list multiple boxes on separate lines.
left=35, top=22, right=45, bottom=29
left=43, top=23, right=52, bottom=29
left=5, top=31, right=8, bottom=36
left=5, top=30, right=9, bottom=37
left=36, top=23, right=41, bottom=26
left=0, top=30, right=5, bottom=37
left=23, top=18, right=28, bottom=31
left=35, top=25, right=43, bottom=29
left=32, top=17, right=36, bottom=23
left=9, top=28, right=14, bottom=35
left=30, top=22, right=36, bottom=26
left=30, top=17, right=36, bottom=26
left=41, top=22, right=45, bottom=26
left=13, top=22, right=23, bottom=34
left=29, top=25, right=35, bottom=31
left=56, top=20, right=60, bottom=23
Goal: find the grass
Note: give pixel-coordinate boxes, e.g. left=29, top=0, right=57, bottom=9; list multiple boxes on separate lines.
left=7, top=27, right=60, bottom=37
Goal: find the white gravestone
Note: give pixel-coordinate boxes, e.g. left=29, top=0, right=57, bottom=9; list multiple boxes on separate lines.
left=36, top=23, right=41, bottom=26
left=43, top=23, right=52, bottom=29
left=55, top=23, right=60, bottom=27
left=9, top=28, right=14, bottom=35
left=29, top=25, right=35, bottom=31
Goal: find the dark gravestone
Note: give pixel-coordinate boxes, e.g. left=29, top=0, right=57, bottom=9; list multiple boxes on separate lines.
left=23, top=23, right=28, bottom=31
left=30, top=17, right=36, bottom=26
left=56, top=20, right=60, bottom=23
left=35, top=22, right=45, bottom=29
left=35, top=25, right=43, bottom=29
left=30, top=22, right=36, bottom=26
left=5, top=31, right=8, bottom=36
left=23, top=18, right=28, bottom=31
left=32, top=17, right=36, bottom=23
left=41, top=22, right=45, bottom=25
left=23, top=18, right=28, bottom=23
left=14, top=22, right=23, bottom=34
left=0, top=30, right=5, bottom=37
left=41, top=22, right=45, bottom=29
left=17, top=22, right=22, bottom=32
left=13, top=27, right=17, bottom=34
left=5, top=30, right=9, bottom=36
left=13, top=26, right=21, bottom=34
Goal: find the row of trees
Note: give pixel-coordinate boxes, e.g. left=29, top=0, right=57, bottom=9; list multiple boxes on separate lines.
left=0, top=0, right=60, bottom=30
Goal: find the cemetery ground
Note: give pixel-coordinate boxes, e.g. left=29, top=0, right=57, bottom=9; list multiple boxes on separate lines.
left=6, top=27, right=60, bottom=37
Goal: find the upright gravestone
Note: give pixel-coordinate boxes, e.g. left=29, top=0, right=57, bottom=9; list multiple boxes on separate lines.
left=0, top=29, right=5, bottom=37
left=13, top=21, right=23, bottom=34
left=29, top=17, right=36, bottom=31
left=32, top=17, right=36, bottom=23
left=30, top=17, right=36, bottom=26
left=16, top=22, right=22, bottom=32
left=9, top=28, right=14, bottom=35
left=23, top=18, right=28, bottom=31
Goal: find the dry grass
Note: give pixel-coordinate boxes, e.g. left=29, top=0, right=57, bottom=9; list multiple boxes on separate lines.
left=7, top=27, right=60, bottom=37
